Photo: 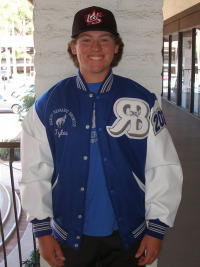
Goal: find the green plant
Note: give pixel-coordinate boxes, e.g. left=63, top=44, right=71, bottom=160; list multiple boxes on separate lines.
left=22, top=248, right=40, bottom=267
left=1, top=50, right=32, bottom=61
left=0, top=0, right=33, bottom=35
left=18, top=88, right=36, bottom=122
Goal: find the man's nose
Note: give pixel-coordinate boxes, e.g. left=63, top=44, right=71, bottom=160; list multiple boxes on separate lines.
left=91, top=40, right=101, bottom=51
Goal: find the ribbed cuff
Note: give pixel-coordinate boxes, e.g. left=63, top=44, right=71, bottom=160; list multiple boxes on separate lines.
left=146, top=219, right=168, bottom=240
left=31, top=217, right=52, bottom=238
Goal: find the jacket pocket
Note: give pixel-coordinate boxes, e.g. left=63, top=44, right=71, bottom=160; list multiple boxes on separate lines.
left=132, top=171, right=145, bottom=192
left=52, top=220, right=68, bottom=240
left=52, top=174, right=59, bottom=190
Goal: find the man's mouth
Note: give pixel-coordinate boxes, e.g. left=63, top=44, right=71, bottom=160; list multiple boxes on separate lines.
left=89, top=56, right=103, bottom=61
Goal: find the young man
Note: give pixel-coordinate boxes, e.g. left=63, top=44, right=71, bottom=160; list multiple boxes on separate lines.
left=20, top=6, right=183, bottom=267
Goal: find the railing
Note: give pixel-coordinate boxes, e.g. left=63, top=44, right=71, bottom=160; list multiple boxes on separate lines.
left=0, top=142, right=39, bottom=267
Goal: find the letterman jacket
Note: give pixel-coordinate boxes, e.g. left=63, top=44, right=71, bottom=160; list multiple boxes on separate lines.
left=19, top=69, right=183, bottom=251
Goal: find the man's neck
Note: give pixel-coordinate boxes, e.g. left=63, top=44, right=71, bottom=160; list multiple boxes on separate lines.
left=80, top=69, right=110, bottom=83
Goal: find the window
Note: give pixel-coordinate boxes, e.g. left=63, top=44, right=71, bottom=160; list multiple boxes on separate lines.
left=163, top=4, right=200, bottom=118
left=181, top=30, right=192, bottom=110
left=171, top=35, right=178, bottom=103
left=194, top=28, right=200, bottom=115
left=163, top=37, right=169, bottom=98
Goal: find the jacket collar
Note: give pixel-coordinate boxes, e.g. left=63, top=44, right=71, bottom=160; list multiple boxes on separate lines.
left=76, top=69, right=113, bottom=94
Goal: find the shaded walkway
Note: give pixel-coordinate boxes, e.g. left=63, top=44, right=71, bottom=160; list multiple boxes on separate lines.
left=158, top=99, right=200, bottom=267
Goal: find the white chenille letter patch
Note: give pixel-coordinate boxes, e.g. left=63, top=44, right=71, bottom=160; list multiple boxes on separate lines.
left=106, top=98, right=150, bottom=139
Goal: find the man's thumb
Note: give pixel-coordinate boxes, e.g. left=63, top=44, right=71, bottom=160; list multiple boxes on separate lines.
left=55, top=244, right=66, bottom=261
left=135, top=243, right=145, bottom=258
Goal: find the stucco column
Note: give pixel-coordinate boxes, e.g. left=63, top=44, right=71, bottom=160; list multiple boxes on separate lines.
left=33, top=0, right=163, bottom=100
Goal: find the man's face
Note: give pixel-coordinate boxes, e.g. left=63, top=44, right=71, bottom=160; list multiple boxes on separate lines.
left=71, top=31, right=119, bottom=83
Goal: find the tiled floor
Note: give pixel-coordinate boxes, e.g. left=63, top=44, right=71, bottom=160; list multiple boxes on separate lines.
left=158, top=99, right=200, bottom=267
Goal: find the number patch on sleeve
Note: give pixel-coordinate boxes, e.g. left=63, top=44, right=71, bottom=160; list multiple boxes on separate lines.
left=151, top=108, right=167, bottom=135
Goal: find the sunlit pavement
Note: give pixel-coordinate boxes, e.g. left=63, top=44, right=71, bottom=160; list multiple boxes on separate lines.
left=0, top=112, right=21, bottom=141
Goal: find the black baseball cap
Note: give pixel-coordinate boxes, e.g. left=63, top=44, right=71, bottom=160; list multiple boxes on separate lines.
left=71, top=6, right=119, bottom=37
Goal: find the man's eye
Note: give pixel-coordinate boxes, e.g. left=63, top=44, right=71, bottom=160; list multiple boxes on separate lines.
left=82, top=39, right=91, bottom=43
left=101, top=39, right=109, bottom=43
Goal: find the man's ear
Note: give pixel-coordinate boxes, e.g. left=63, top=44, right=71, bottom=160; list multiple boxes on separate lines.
left=70, top=43, right=77, bottom=55
left=70, top=41, right=76, bottom=55
left=114, top=44, right=119, bottom=54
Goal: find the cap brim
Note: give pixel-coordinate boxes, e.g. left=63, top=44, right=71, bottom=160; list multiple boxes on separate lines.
left=71, top=28, right=119, bottom=38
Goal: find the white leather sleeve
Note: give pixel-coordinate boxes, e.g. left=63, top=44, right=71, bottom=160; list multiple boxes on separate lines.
left=19, top=105, right=54, bottom=222
left=145, top=100, right=183, bottom=226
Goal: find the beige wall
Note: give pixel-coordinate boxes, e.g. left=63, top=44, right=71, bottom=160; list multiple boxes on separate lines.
left=163, top=0, right=200, bottom=20
left=33, top=0, right=163, bottom=100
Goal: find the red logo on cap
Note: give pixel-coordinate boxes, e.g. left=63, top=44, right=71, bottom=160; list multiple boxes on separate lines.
left=85, top=10, right=103, bottom=26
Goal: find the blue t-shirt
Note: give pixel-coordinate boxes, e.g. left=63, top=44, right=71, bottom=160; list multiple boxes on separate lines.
left=83, top=82, right=118, bottom=236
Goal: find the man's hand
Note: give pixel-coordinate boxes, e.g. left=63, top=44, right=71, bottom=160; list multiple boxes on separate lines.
left=135, top=235, right=162, bottom=266
left=38, top=235, right=66, bottom=266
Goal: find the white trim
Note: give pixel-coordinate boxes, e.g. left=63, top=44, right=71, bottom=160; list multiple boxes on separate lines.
left=33, top=226, right=52, bottom=232
left=53, top=220, right=68, bottom=235
left=132, top=221, right=146, bottom=238
left=132, top=172, right=145, bottom=192
left=52, top=221, right=68, bottom=240
left=148, top=227, right=165, bottom=234
left=52, top=175, right=59, bottom=190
